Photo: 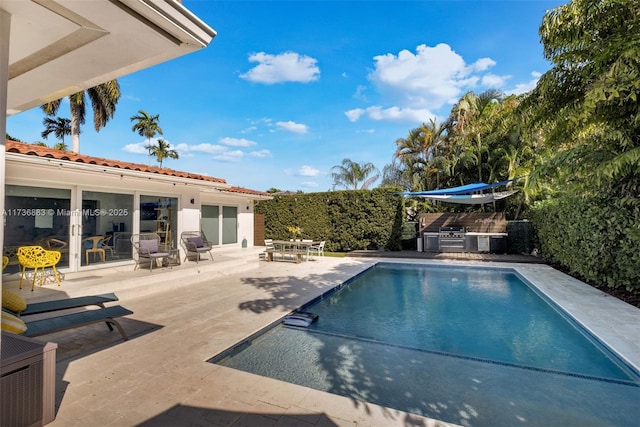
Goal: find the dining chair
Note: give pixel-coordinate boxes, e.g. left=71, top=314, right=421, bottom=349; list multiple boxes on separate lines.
left=82, top=236, right=106, bottom=264
left=308, top=241, right=325, bottom=260
left=101, top=235, right=115, bottom=259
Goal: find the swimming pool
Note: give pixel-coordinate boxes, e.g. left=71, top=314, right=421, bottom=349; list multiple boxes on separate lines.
left=211, top=263, right=640, bottom=426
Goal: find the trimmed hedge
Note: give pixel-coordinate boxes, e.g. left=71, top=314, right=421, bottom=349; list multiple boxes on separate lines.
left=529, top=194, right=640, bottom=293
left=256, top=189, right=404, bottom=252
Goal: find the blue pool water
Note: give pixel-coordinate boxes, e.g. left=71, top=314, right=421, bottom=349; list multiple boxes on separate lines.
left=212, top=263, right=640, bottom=426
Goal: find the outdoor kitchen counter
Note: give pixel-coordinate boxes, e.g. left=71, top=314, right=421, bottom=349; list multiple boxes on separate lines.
left=464, top=232, right=508, bottom=236
left=465, top=232, right=508, bottom=253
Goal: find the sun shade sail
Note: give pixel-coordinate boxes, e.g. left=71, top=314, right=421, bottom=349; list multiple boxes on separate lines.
left=402, top=179, right=516, bottom=196
left=399, top=179, right=518, bottom=204
left=415, top=191, right=518, bottom=204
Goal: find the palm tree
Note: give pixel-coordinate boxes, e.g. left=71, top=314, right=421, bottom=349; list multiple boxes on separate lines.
left=41, top=80, right=121, bottom=153
left=448, top=89, right=503, bottom=182
left=393, top=118, right=448, bottom=191
left=331, top=158, right=380, bottom=190
left=146, top=138, right=178, bottom=168
left=41, top=116, right=71, bottom=144
left=130, top=110, right=163, bottom=165
left=52, top=142, right=69, bottom=151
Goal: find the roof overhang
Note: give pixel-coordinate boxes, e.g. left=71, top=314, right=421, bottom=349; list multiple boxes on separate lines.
left=5, top=150, right=273, bottom=200
left=3, top=0, right=216, bottom=115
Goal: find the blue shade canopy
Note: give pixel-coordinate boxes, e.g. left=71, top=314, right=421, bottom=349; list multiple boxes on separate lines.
left=413, top=191, right=518, bottom=204
left=402, top=179, right=516, bottom=196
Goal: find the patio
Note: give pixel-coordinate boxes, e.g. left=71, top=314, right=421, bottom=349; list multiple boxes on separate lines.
left=3, top=248, right=639, bottom=426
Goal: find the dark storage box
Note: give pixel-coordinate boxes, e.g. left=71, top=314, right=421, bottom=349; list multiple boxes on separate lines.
left=1, top=333, right=57, bottom=427
left=489, top=236, right=507, bottom=254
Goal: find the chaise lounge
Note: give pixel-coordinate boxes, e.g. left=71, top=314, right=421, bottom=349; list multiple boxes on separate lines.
left=18, top=293, right=120, bottom=317
left=1, top=290, right=132, bottom=341
left=23, top=305, right=133, bottom=341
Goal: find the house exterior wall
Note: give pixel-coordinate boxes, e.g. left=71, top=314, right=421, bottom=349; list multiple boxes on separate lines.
left=4, top=155, right=262, bottom=273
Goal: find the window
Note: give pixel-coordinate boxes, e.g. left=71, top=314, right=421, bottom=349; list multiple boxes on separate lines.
left=81, top=191, right=133, bottom=266
left=4, top=185, right=71, bottom=273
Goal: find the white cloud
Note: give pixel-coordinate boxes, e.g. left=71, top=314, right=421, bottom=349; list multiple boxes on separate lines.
left=219, top=137, right=257, bottom=147
left=299, top=165, right=320, bottom=177
left=276, top=121, right=309, bottom=134
left=348, top=43, right=502, bottom=123
left=174, top=143, right=226, bottom=154
left=369, top=43, right=473, bottom=106
left=123, top=137, right=178, bottom=155
left=509, top=71, right=542, bottom=95
left=345, top=108, right=365, bottom=122
left=471, top=57, right=496, bottom=72
left=353, top=85, right=367, bottom=101
left=481, top=73, right=510, bottom=88
left=173, top=142, right=245, bottom=163
left=249, top=149, right=272, bottom=158
left=122, top=141, right=148, bottom=154
left=213, top=150, right=244, bottom=162
left=353, top=105, right=438, bottom=123
left=240, top=52, right=320, bottom=84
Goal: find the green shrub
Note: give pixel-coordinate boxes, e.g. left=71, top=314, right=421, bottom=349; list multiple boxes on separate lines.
left=256, top=189, right=404, bottom=252
left=529, top=194, right=640, bottom=293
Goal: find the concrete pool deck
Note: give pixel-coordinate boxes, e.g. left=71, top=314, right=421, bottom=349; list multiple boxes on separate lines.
left=2, top=248, right=639, bottom=426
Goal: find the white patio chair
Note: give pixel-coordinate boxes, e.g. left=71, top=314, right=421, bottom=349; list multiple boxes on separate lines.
left=308, top=240, right=325, bottom=261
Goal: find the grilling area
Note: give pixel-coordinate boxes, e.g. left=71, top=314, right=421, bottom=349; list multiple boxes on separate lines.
left=419, top=213, right=508, bottom=254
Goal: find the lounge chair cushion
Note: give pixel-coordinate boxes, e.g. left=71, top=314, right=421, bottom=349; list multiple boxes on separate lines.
left=2, top=289, right=27, bottom=313
left=139, top=239, right=158, bottom=254
left=1, top=311, right=27, bottom=334
left=187, top=236, right=205, bottom=248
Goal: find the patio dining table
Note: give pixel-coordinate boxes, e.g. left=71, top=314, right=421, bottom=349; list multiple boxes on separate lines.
left=268, top=240, right=320, bottom=263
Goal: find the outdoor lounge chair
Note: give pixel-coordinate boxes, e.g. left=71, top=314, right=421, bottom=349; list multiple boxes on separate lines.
left=180, top=231, right=214, bottom=263
left=18, top=293, right=119, bottom=317
left=131, top=233, right=171, bottom=271
left=23, top=305, right=133, bottom=341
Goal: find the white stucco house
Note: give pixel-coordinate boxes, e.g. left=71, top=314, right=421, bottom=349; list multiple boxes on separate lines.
left=3, top=140, right=271, bottom=274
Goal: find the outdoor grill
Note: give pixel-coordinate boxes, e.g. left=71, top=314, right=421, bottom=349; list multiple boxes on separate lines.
left=438, top=226, right=466, bottom=252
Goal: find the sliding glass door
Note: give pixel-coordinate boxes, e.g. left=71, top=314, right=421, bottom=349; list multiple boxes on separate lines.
left=4, top=185, right=71, bottom=274
left=80, top=191, right=133, bottom=266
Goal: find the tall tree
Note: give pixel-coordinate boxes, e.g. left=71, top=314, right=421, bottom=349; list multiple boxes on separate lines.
left=41, top=80, right=120, bottom=153
left=527, top=0, right=640, bottom=198
left=41, top=116, right=71, bottom=144
left=393, top=118, right=448, bottom=191
left=146, top=138, right=179, bottom=168
left=331, top=158, right=380, bottom=190
left=130, top=110, right=163, bottom=165
left=448, top=89, right=504, bottom=183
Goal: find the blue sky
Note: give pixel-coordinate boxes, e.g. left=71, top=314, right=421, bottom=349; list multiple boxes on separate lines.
left=7, top=0, right=564, bottom=193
